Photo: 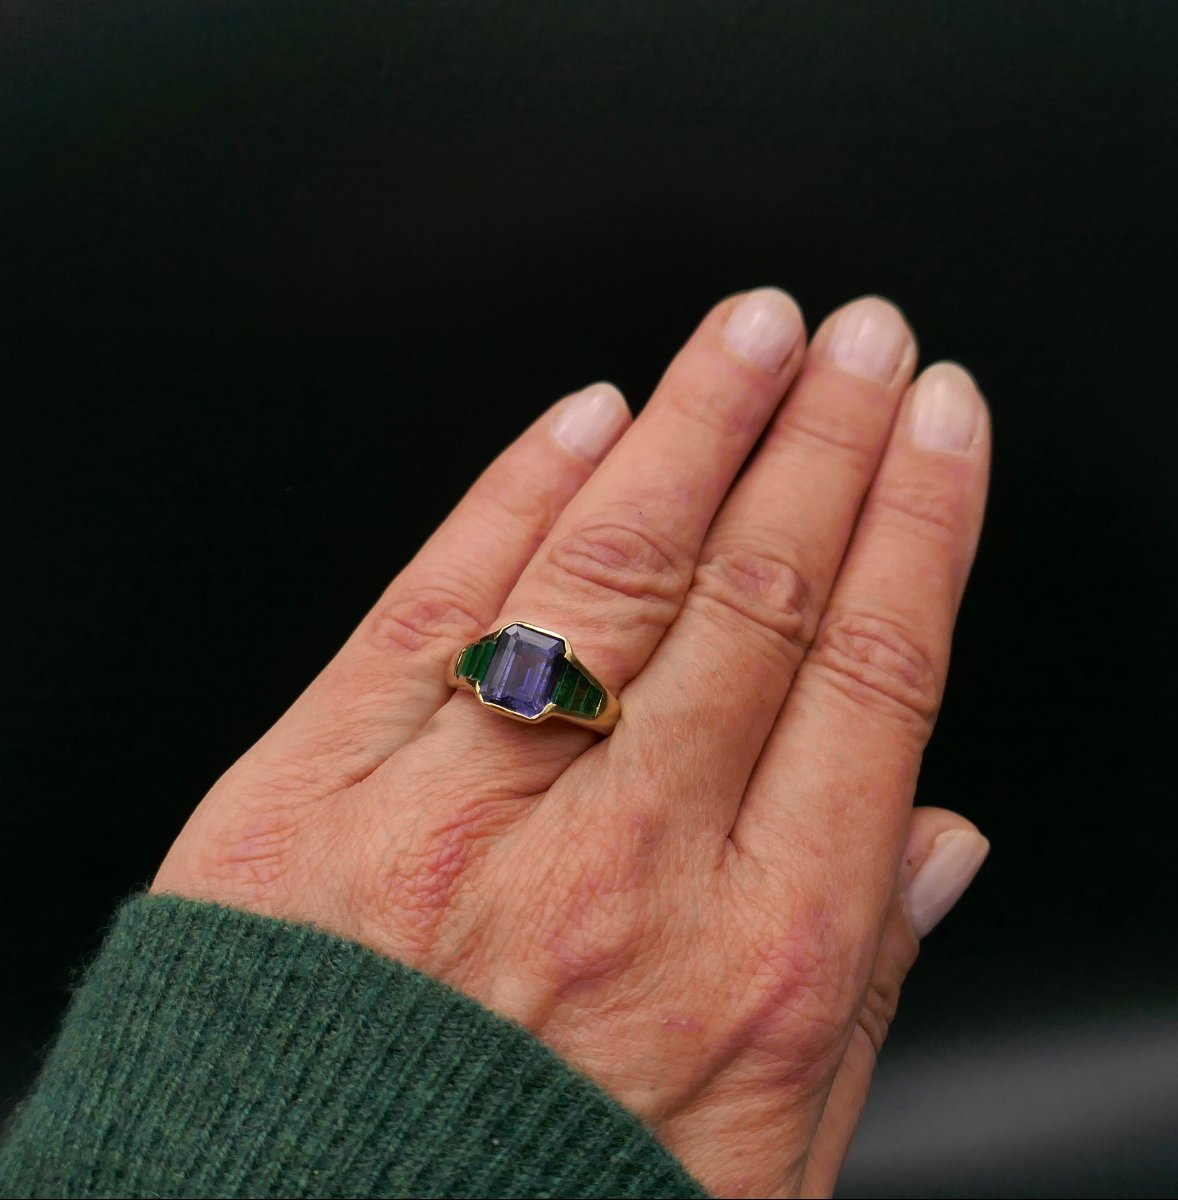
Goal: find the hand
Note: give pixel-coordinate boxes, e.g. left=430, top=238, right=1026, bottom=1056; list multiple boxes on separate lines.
left=154, top=288, right=991, bottom=1198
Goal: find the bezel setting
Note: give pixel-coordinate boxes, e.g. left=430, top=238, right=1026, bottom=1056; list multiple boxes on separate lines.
left=448, top=621, right=619, bottom=733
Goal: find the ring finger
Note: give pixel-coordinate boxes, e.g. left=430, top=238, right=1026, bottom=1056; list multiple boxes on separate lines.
left=429, top=287, right=808, bottom=765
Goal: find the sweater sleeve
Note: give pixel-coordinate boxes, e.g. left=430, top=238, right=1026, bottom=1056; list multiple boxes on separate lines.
left=0, top=894, right=709, bottom=1199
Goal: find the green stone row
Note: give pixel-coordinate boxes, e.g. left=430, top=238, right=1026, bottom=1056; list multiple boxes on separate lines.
left=551, top=662, right=604, bottom=718
left=456, top=637, right=497, bottom=683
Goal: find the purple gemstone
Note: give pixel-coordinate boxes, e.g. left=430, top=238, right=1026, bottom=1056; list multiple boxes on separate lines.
left=480, top=624, right=565, bottom=718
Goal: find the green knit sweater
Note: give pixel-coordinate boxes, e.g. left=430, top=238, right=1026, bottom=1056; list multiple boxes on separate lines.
left=0, top=895, right=709, bottom=1198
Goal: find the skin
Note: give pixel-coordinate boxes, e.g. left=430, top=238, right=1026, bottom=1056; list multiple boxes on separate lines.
left=154, top=289, right=991, bottom=1198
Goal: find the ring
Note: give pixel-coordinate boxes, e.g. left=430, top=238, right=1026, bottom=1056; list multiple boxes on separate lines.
left=448, top=622, right=620, bottom=733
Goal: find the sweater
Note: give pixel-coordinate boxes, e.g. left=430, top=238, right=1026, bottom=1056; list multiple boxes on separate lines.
left=0, top=894, right=710, bottom=1198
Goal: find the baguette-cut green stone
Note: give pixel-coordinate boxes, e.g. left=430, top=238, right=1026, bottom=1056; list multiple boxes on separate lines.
left=458, top=638, right=497, bottom=683
left=551, top=662, right=579, bottom=709
left=561, top=674, right=603, bottom=717
left=456, top=644, right=477, bottom=677
left=470, top=638, right=497, bottom=683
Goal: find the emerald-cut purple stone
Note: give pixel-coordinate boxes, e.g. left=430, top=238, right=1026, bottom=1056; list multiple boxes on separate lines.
left=480, top=624, right=565, bottom=717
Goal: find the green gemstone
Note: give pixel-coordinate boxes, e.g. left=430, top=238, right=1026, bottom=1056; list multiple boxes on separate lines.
left=456, top=644, right=477, bottom=677
left=564, top=675, right=603, bottom=717
left=551, top=662, right=578, bottom=709
left=548, top=662, right=603, bottom=718
left=470, top=638, right=497, bottom=683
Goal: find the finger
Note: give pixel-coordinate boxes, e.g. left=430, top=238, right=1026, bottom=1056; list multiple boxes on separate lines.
left=736, top=362, right=990, bottom=899
left=801, top=807, right=989, bottom=1196
left=622, top=296, right=917, bottom=829
left=230, top=384, right=631, bottom=796
left=431, top=287, right=807, bottom=751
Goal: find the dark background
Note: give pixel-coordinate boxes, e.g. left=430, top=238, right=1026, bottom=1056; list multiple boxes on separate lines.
left=3, top=2, right=1176, bottom=1196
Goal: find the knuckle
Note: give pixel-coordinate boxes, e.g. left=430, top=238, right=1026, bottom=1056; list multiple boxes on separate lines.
left=359, top=785, right=517, bottom=961
left=530, top=811, right=663, bottom=994
left=775, top=402, right=876, bottom=469
left=541, top=508, right=688, bottom=609
left=872, top=477, right=965, bottom=541
left=663, top=379, right=766, bottom=441
left=858, top=904, right=920, bottom=1054
left=856, top=975, right=900, bottom=1057
left=692, top=544, right=813, bottom=651
left=478, top=453, right=565, bottom=532
left=367, top=582, right=489, bottom=655
left=729, top=898, right=859, bottom=1082
left=809, top=609, right=941, bottom=731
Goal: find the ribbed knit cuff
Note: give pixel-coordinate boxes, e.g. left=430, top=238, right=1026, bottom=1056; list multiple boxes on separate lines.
left=0, top=894, right=709, bottom=1199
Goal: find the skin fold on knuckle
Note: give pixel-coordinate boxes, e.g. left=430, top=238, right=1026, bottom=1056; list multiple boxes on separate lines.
left=520, top=809, right=666, bottom=1002
left=537, top=504, right=690, bottom=619
left=774, top=393, right=879, bottom=469
left=870, top=471, right=971, bottom=544
left=808, top=609, right=942, bottom=734
left=365, top=581, right=490, bottom=656
left=690, top=544, right=814, bottom=655
left=475, top=447, right=574, bottom=533
left=857, top=904, right=920, bottom=1055
left=354, top=779, right=521, bottom=965
left=661, top=374, right=774, bottom=443
left=723, top=897, right=865, bottom=1089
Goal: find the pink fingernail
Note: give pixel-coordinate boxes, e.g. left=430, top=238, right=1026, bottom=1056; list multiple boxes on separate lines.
left=823, top=295, right=913, bottom=384
left=907, top=363, right=983, bottom=454
left=550, top=382, right=630, bottom=461
left=720, top=287, right=804, bottom=373
left=904, top=829, right=990, bottom=938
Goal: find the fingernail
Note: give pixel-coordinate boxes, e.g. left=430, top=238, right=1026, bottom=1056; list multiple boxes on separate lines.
left=823, top=295, right=913, bottom=384
left=907, top=363, right=983, bottom=453
left=550, top=382, right=630, bottom=461
left=721, top=287, right=804, bottom=374
left=905, top=829, right=990, bottom=938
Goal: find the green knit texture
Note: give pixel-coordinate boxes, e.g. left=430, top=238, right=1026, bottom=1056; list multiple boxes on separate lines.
left=0, top=895, right=709, bottom=1199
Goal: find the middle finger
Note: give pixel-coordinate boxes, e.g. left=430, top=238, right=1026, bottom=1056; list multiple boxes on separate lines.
left=622, top=296, right=917, bottom=827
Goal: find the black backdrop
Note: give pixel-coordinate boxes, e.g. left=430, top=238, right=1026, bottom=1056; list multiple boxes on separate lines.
left=3, top=3, right=1176, bottom=1196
